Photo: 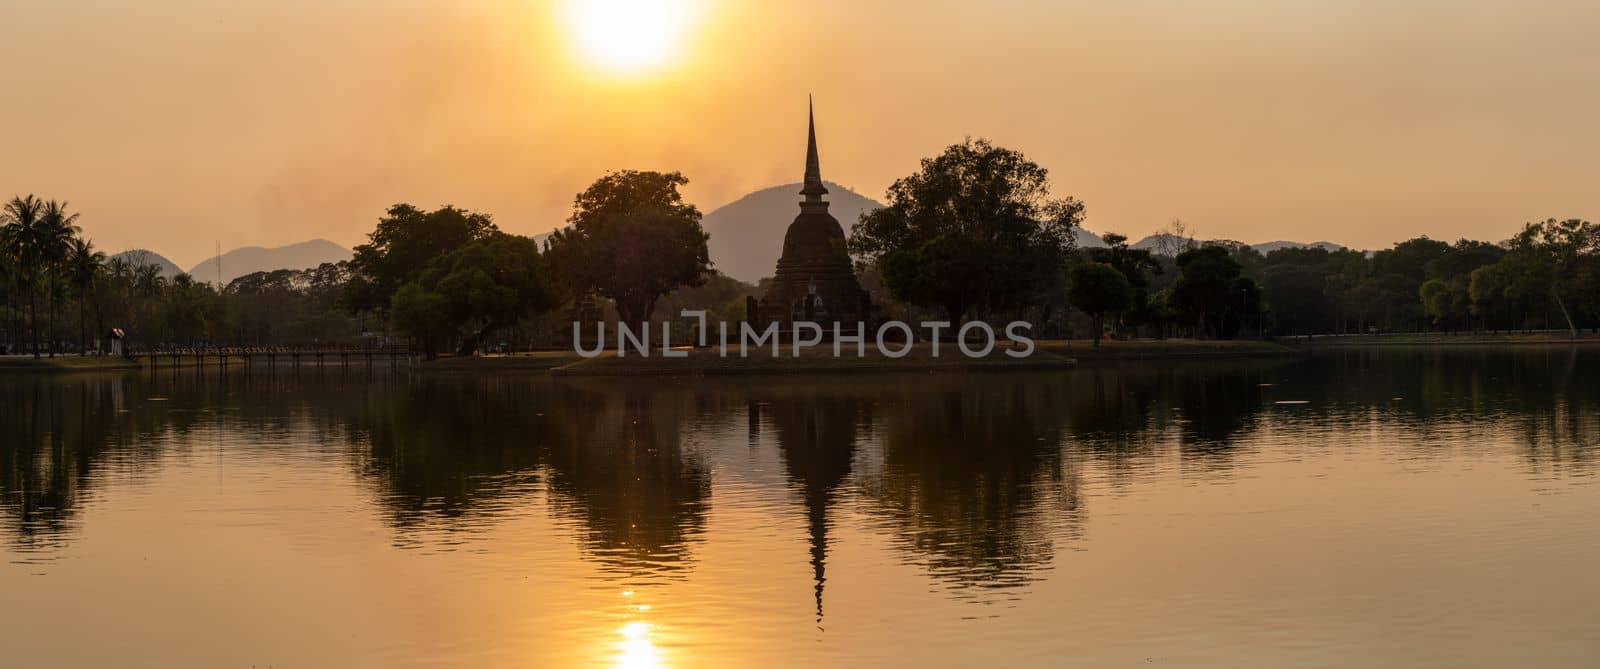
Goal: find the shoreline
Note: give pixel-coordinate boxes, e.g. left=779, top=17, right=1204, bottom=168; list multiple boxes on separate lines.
left=1281, top=332, right=1600, bottom=348
left=425, top=339, right=1300, bottom=376
left=9, top=334, right=1592, bottom=376
left=0, top=356, right=141, bottom=373
left=547, top=343, right=1075, bottom=376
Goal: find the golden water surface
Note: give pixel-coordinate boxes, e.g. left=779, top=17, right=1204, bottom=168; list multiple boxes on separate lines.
left=2, top=348, right=1597, bottom=667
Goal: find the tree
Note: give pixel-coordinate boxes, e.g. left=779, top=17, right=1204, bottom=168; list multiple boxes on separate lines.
left=1, top=195, right=47, bottom=357
left=391, top=233, right=554, bottom=358
left=348, top=204, right=498, bottom=316
left=66, top=237, right=105, bottom=353
left=1170, top=245, right=1244, bottom=338
left=0, top=235, right=14, bottom=352
left=1086, top=232, right=1161, bottom=333
left=545, top=171, right=710, bottom=325
left=38, top=200, right=81, bottom=356
left=849, top=138, right=1081, bottom=323
left=1261, top=264, right=1332, bottom=335
left=1067, top=262, right=1132, bottom=347
left=1372, top=237, right=1450, bottom=283
left=1466, top=265, right=1499, bottom=331
left=1419, top=278, right=1468, bottom=332
left=163, top=274, right=214, bottom=344
left=1231, top=276, right=1262, bottom=339
left=1425, top=239, right=1505, bottom=281
left=1509, top=218, right=1596, bottom=337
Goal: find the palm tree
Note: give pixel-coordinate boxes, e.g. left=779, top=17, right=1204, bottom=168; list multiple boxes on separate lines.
left=39, top=201, right=81, bottom=357
left=132, top=263, right=167, bottom=344
left=98, top=257, right=135, bottom=346
left=0, top=231, right=15, bottom=353
left=2, top=195, right=47, bottom=357
left=67, top=237, right=106, bottom=354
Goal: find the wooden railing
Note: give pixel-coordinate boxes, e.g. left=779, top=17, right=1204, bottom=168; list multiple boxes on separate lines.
left=138, top=344, right=413, bottom=368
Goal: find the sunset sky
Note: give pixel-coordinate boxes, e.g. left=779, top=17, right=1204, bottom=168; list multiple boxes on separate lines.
left=4, top=0, right=1599, bottom=267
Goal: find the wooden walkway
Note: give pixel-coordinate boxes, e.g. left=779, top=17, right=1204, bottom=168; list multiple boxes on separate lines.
left=139, top=346, right=412, bottom=370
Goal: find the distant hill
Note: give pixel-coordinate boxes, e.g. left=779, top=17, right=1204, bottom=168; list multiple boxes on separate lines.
left=1127, top=233, right=1349, bottom=256
left=1250, top=240, right=1346, bottom=254
left=109, top=249, right=183, bottom=278
left=1073, top=228, right=1108, bottom=248
left=702, top=182, right=882, bottom=283
left=1130, top=233, right=1195, bottom=254
left=186, top=239, right=351, bottom=285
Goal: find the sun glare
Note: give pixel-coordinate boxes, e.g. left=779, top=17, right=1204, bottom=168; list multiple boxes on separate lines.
left=564, top=0, right=697, bottom=75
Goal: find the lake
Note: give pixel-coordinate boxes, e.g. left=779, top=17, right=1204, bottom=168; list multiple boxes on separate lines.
left=2, top=348, right=1597, bottom=668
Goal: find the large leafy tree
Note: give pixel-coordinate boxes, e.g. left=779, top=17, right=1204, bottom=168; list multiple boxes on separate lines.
left=1371, top=237, right=1451, bottom=283
left=347, top=204, right=498, bottom=316
left=1067, top=262, right=1132, bottom=347
left=1419, top=276, right=1471, bottom=332
left=391, top=232, right=554, bottom=358
left=162, top=273, right=216, bottom=344
left=1171, top=245, right=1247, bottom=338
left=1508, top=218, right=1596, bottom=337
left=849, top=139, right=1082, bottom=323
left=1086, top=232, right=1161, bottom=331
left=1425, top=239, right=1506, bottom=281
left=545, top=170, right=710, bottom=325
left=1261, top=264, right=1333, bottom=335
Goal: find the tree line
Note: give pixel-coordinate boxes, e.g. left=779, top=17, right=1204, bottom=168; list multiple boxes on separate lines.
left=5, top=138, right=1597, bottom=358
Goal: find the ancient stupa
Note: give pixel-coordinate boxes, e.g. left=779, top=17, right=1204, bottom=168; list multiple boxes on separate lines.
left=756, top=100, right=872, bottom=328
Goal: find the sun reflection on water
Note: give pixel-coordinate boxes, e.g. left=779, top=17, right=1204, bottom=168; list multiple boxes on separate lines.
left=614, top=590, right=665, bottom=669
left=615, top=621, right=662, bottom=668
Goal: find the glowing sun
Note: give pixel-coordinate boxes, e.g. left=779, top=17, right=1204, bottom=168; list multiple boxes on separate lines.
left=564, top=0, right=698, bottom=75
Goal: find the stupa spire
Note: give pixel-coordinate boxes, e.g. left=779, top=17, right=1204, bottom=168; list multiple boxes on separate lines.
left=801, top=96, right=829, bottom=203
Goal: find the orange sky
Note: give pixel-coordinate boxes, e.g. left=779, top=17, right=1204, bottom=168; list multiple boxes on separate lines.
left=4, top=0, right=1599, bottom=267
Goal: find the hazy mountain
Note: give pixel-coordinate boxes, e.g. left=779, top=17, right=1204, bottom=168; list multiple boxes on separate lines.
left=1127, top=233, right=1348, bottom=256
left=186, top=239, right=351, bottom=285
left=1130, top=233, right=1194, bottom=253
left=109, top=249, right=182, bottom=278
left=1073, top=228, right=1108, bottom=248
left=702, top=181, right=882, bottom=283
left=1250, top=240, right=1346, bottom=254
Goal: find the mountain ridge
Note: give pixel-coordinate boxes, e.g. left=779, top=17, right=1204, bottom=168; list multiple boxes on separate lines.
left=186, top=239, right=352, bottom=285
left=109, top=249, right=183, bottom=278
left=702, top=181, right=883, bottom=283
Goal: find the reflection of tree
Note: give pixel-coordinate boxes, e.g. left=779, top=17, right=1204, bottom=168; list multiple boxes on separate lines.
left=341, top=376, right=550, bottom=532
left=1063, top=361, right=1286, bottom=475
left=859, top=376, right=1081, bottom=596
left=543, top=385, right=711, bottom=581
left=1263, top=348, right=1598, bottom=471
left=765, top=392, right=868, bottom=625
left=5, top=348, right=1597, bottom=598
left=0, top=377, right=151, bottom=551
left=1171, top=366, right=1268, bottom=459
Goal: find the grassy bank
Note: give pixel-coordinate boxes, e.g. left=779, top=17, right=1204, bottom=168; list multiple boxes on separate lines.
left=416, top=339, right=1303, bottom=376
left=417, top=351, right=584, bottom=372
left=1282, top=332, right=1600, bottom=348
left=550, top=342, right=1073, bottom=376
left=1037, top=338, right=1299, bottom=362
left=0, top=355, right=140, bottom=373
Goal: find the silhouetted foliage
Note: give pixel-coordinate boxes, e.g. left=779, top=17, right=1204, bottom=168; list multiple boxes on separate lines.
left=347, top=204, right=498, bottom=316
left=1067, top=262, right=1132, bottom=347
left=544, top=171, right=711, bottom=326
left=849, top=139, right=1082, bottom=323
left=390, top=232, right=554, bottom=358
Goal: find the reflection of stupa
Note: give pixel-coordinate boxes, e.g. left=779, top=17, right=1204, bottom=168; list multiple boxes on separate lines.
left=756, top=100, right=872, bottom=328
left=767, top=397, right=863, bottom=626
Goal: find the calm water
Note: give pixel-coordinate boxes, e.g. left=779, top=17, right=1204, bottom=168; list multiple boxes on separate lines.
left=2, top=349, right=1598, bottom=668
